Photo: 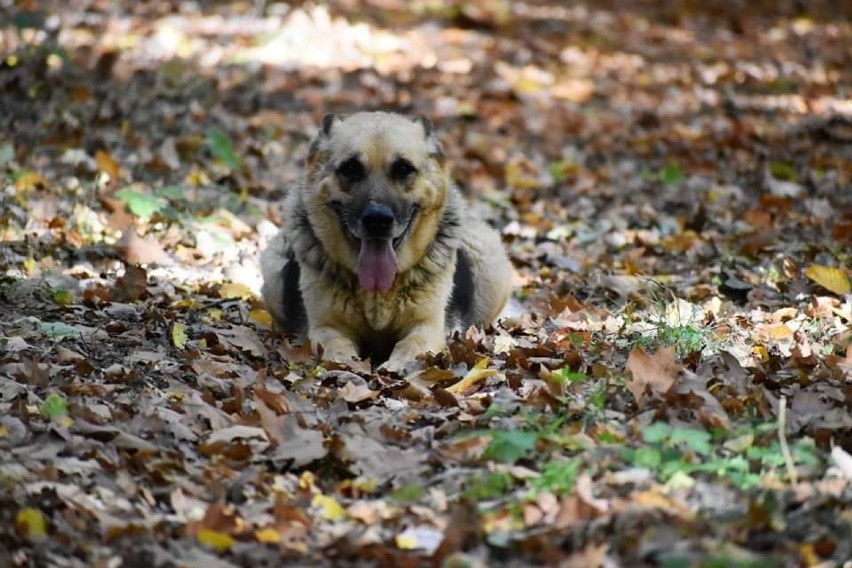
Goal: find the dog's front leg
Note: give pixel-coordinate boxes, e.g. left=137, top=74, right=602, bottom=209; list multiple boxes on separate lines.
left=381, top=320, right=445, bottom=372
left=310, top=325, right=359, bottom=364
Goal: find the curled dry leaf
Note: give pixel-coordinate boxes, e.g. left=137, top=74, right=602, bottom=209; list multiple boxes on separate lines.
left=446, top=360, right=501, bottom=395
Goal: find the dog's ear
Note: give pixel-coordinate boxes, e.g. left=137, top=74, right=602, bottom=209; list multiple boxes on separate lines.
left=321, top=113, right=340, bottom=137
left=413, top=115, right=444, bottom=162
left=307, top=114, right=342, bottom=165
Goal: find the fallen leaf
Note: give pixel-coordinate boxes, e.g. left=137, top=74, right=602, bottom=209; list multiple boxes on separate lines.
left=625, top=346, right=681, bottom=405
left=831, top=445, right=852, bottom=479
left=336, top=374, right=379, bottom=403
left=249, top=308, right=273, bottom=328
left=172, top=322, right=188, bottom=349
left=804, top=265, right=851, bottom=295
left=256, top=527, right=281, bottom=544
left=311, top=494, right=346, bottom=521
left=446, top=362, right=500, bottom=395
left=114, top=230, right=167, bottom=265
left=196, top=528, right=235, bottom=553
left=560, top=542, right=608, bottom=568
left=110, top=264, right=149, bottom=302
left=219, top=282, right=254, bottom=299
left=40, top=392, right=68, bottom=419
left=395, top=526, right=444, bottom=554
left=255, top=395, right=327, bottom=467
left=95, top=149, right=120, bottom=181
left=15, top=507, right=48, bottom=541
left=213, top=326, right=267, bottom=358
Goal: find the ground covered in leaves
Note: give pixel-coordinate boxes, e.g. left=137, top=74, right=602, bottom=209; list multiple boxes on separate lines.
left=1, top=1, right=851, bottom=566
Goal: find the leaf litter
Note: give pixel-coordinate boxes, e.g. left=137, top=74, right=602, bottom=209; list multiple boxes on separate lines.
left=1, top=1, right=851, bottom=566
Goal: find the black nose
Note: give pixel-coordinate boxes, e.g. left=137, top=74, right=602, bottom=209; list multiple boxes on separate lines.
left=361, top=203, right=394, bottom=237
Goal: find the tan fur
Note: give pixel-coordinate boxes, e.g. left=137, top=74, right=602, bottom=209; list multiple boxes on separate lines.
left=260, top=112, right=513, bottom=370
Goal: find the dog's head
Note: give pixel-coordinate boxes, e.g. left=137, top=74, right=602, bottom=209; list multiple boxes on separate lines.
left=302, top=112, right=448, bottom=293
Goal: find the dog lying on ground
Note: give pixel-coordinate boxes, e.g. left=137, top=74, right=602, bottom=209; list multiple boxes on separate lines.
left=260, top=112, right=513, bottom=370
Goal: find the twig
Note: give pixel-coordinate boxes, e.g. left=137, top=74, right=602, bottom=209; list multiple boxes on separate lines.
left=778, top=395, right=798, bottom=486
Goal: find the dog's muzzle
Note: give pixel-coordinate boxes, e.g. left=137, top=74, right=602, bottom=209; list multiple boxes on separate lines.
left=361, top=203, right=395, bottom=239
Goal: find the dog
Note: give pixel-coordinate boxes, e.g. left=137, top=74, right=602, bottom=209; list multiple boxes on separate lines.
left=260, top=112, right=513, bottom=371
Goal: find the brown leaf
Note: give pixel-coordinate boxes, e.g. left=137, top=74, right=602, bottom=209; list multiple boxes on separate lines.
left=334, top=421, right=427, bottom=484
left=335, top=374, right=379, bottom=403
left=560, top=543, right=609, bottom=568
left=114, top=230, right=167, bottom=265
left=95, top=150, right=120, bottom=182
left=625, top=346, right=681, bottom=406
left=255, top=394, right=326, bottom=467
left=213, top=326, right=267, bottom=358
left=109, top=264, right=148, bottom=302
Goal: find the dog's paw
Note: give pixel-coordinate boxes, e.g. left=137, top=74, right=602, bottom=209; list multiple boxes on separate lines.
left=314, top=337, right=359, bottom=365
left=379, top=345, right=425, bottom=374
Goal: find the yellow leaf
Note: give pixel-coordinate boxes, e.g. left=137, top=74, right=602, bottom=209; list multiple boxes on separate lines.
left=219, top=282, right=253, bottom=299
left=16, top=507, right=48, bottom=541
left=95, top=150, right=120, bottom=181
left=186, top=167, right=211, bottom=187
left=171, top=322, right=188, bottom=349
left=505, top=154, right=545, bottom=190
left=299, top=471, right=316, bottom=490
left=205, top=309, right=223, bottom=321
left=395, top=533, right=418, bottom=550
left=14, top=171, right=47, bottom=192
left=249, top=309, right=273, bottom=328
left=311, top=494, right=346, bottom=521
left=57, top=415, right=74, bottom=428
left=804, top=265, right=851, bottom=295
left=0, top=425, right=8, bottom=437
left=197, top=528, right=235, bottom=553
left=23, top=257, right=36, bottom=275
left=445, top=366, right=500, bottom=395
left=752, top=345, right=769, bottom=363
left=255, top=527, right=280, bottom=544
left=755, top=323, right=794, bottom=341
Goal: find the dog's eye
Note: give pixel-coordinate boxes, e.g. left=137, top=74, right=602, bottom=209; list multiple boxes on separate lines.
left=390, top=158, right=417, bottom=181
left=336, top=158, right=366, bottom=182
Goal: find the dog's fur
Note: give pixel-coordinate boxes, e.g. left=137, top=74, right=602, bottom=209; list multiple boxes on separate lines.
left=260, top=112, right=513, bottom=370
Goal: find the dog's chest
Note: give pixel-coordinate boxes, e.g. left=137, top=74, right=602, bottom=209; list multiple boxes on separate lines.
left=358, top=293, right=398, bottom=331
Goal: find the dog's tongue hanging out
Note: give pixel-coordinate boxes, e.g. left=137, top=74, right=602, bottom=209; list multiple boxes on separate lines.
left=357, top=240, right=396, bottom=292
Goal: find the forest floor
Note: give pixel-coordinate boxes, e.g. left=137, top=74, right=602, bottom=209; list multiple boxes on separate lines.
left=1, top=1, right=851, bottom=566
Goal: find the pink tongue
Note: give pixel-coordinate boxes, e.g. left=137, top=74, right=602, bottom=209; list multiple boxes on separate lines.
left=357, top=240, right=397, bottom=292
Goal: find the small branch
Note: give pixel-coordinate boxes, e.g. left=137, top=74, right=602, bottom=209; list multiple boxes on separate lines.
left=778, top=395, right=797, bottom=486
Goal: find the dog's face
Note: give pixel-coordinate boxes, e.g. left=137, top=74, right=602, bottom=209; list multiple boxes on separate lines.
left=302, top=112, right=448, bottom=292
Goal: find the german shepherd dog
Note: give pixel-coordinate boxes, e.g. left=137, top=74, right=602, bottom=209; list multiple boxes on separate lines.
left=260, top=112, right=513, bottom=370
